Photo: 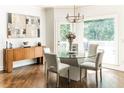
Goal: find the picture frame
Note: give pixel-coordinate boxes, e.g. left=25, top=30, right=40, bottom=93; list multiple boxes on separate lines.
left=7, top=13, right=40, bottom=38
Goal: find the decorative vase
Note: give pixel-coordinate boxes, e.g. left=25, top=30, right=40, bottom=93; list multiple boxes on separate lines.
left=66, top=32, right=76, bottom=51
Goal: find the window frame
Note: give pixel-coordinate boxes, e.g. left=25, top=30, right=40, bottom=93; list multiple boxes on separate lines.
left=83, top=15, right=119, bottom=65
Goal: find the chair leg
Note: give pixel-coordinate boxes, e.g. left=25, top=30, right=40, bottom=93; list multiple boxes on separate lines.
left=44, top=61, right=47, bottom=73
left=68, top=69, right=70, bottom=83
left=96, top=70, right=98, bottom=87
left=57, top=73, right=59, bottom=88
left=100, top=68, right=102, bottom=82
left=47, top=70, right=49, bottom=84
left=80, top=68, right=82, bottom=82
left=85, top=69, right=87, bottom=79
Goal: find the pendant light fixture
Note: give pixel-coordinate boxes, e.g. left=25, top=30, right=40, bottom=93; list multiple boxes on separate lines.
left=66, top=5, right=84, bottom=23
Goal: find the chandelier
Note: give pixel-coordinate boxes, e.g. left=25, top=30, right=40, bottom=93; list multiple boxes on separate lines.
left=66, top=5, right=84, bottom=23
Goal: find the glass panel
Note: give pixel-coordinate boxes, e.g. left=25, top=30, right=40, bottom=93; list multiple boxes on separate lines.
left=57, top=24, right=71, bottom=54
left=84, top=18, right=114, bottom=41
left=60, top=24, right=71, bottom=41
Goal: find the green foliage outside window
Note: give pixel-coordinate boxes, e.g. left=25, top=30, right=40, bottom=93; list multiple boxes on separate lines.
left=60, top=24, right=71, bottom=41
left=84, top=18, right=114, bottom=41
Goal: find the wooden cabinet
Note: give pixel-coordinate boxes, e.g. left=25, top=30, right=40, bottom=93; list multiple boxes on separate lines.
left=4, top=46, right=43, bottom=73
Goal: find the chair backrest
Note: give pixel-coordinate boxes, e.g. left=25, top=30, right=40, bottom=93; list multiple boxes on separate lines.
left=44, top=48, right=51, bottom=53
left=44, top=53, right=58, bottom=72
left=88, top=44, right=98, bottom=56
left=95, top=49, right=104, bottom=69
left=86, top=44, right=98, bottom=62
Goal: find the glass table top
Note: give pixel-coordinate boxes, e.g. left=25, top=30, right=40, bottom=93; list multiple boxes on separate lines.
left=58, top=51, right=96, bottom=58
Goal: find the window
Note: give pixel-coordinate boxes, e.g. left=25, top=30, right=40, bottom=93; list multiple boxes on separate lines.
left=84, top=18, right=114, bottom=41
left=60, top=24, right=71, bottom=41
left=84, top=17, right=118, bottom=65
left=56, top=23, right=72, bottom=53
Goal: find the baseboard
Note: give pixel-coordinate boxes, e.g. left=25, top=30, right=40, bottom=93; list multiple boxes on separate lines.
left=103, top=64, right=124, bottom=72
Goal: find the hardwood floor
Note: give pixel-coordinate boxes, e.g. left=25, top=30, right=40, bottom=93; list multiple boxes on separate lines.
left=0, top=64, right=124, bottom=88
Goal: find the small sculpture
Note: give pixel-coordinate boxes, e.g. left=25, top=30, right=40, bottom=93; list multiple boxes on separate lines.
left=23, top=41, right=28, bottom=46
left=38, top=42, right=41, bottom=46
left=23, top=41, right=29, bottom=48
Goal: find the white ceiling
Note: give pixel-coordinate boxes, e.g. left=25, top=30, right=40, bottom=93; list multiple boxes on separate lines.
left=39, top=5, right=91, bottom=8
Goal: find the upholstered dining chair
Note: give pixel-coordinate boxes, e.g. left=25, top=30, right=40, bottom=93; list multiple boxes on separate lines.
left=43, top=48, right=51, bottom=73
left=80, top=49, right=104, bottom=87
left=85, top=44, right=98, bottom=62
left=45, top=53, right=70, bottom=87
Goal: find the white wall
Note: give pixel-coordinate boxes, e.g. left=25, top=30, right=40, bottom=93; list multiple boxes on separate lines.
left=45, top=8, right=54, bottom=52
left=0, top=6, right=46, bottom=70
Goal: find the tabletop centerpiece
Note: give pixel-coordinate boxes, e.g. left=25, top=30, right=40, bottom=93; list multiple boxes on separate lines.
left=66, top=32, right=76, bottom=51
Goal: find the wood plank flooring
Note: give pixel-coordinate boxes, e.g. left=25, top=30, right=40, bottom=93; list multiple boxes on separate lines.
left=0, top=64, right=124, bottom=88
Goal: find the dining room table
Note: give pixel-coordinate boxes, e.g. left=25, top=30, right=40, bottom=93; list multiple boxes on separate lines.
left=58, top=51, right=96, bottom=81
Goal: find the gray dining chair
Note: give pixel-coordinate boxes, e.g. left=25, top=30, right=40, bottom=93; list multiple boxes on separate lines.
left=45, top=53, right=70, bottom=87
left=85, top=44, right=98, bottom=62
left=80, top=49, right=104, bottom=86
left=43, top=48, right=51, bottom=73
